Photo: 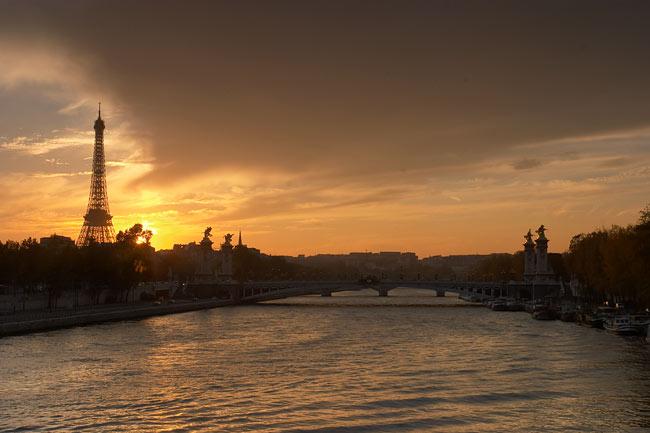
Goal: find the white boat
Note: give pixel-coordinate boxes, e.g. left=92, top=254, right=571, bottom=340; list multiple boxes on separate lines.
left=604, top=315, right=639, bottom=336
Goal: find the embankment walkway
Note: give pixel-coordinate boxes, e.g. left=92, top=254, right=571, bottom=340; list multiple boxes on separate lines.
left=0, top=299, right=232, bottom=338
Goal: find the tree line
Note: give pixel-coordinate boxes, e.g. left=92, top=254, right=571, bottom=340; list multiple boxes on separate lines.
left=2, top=206, right=649, bottom=310
left=565, top=205, right=650, bottom=308
left=0, top=224, right=156, bottom=310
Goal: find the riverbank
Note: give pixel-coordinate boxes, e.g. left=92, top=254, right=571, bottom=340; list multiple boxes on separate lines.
left=0, top=299, right=233, bottom=338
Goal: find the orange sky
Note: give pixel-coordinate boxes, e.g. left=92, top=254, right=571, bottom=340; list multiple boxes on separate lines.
left=1, top=2, right=649, bottom=256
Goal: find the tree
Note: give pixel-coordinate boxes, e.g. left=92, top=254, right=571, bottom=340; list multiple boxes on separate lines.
left=639, top=204, right=650, bottom=226
left=116, top=223, right=153, bottom=245
left=41, top=243, right=78, bottom=310
left=113, top=224, right=155, bottom=302
left=564, top=204, right=650, bottom=309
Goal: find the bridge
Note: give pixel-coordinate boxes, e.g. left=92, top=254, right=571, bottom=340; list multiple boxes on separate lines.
left=188, top=279, right=523, bottom=304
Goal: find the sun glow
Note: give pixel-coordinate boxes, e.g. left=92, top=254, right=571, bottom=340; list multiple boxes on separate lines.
left=141, top=221, right=157, bottom=235
left=136, top=220, right=157, bottom=245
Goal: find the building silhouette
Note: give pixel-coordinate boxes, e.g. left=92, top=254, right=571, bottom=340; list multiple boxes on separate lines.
left=76, top=104, right=116, bottom=245
left=40, top=234, right=75, bottom=250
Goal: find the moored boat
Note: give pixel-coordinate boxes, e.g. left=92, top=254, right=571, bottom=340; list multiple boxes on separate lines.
left=491, top=299, right=509, bottom=311
left=631, top=314, right=650, bottom=335
left=580, top=306, right=615, bottom=328
left=483, top=298, right=494, bottom=308
left=507, top=299, right=525, bottom=312
left=532, top=305, right=556, bottom=320
left=559, top=302, right=577, bottom=322
left=526, top=301, right=545, bottom=314
left=560, top=309, right=576, bottom=322
left=604, top=315, right=639, bottom=336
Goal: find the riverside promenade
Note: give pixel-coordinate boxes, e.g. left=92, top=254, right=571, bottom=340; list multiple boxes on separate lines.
left=0, top=299, right=233, bottom=338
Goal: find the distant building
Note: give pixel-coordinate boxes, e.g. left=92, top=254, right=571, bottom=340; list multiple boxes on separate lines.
left=172, top=232, right=218, bottom=281
left=420, top=254, right=488, bottom=277
left=233, top=231, right=261, bottom=256
left=40, top=234, right=75, bottom=250
left=400, top=252, right=418, bottom=266
left=235, top=230, right=246, bottom=249
left=286, top=250, right=420, bottom=278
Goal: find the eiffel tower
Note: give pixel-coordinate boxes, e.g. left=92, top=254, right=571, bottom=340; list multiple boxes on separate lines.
left=76, top=103, right=116, bottom=245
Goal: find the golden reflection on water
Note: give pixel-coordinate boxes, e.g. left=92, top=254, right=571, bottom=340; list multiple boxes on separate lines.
left=0, top=290, right=649, bottom=432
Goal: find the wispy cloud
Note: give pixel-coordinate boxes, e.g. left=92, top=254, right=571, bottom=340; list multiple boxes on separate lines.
left=58, top=98, right=90, bottom=114
left=32, top=171, right=92, bottom=178
left=0, top=131, right=92, bottom=155
left=44, top=158, right=69, bottom=166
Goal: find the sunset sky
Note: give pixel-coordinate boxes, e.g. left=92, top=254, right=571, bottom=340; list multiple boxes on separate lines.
left=1, top=1, right=649, bottom=256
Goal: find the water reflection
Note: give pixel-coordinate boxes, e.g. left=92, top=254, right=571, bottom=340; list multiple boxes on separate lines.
left=0, top=290, right=648, bottom=432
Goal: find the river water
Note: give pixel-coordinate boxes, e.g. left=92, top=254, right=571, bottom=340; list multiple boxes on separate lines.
left=1, top=288, right=649, bottom=432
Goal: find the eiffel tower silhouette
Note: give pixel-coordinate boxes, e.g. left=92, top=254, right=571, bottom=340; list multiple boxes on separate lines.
left=77, top=103, right=116, bottom=245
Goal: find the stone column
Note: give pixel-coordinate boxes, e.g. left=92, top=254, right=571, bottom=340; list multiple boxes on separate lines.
left=195, top=229, right=215, bottom=282
left=523, top=230, right=536, bottom=283
left=219, top=233, right=234, bottom=281
left=535, top=237, right=549, bottom=277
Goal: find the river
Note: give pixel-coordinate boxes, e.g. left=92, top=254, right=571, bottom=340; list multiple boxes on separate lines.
left=1, top=288, right=649, bottom=432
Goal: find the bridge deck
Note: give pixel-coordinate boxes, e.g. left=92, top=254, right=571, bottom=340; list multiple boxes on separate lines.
left=187, top=279, right=530, bottom=304
left=230, top=280, right=511, bottom=303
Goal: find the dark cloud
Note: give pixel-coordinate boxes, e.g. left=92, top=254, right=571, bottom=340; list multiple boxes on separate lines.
left=221, top=183, right=414, bottom=221
left=2, top=0, right=650, bottom=186
left=512, top=158, right=543, bottom=170
left=558, top=151, right=581, bottom=161
left=599, top=157, right=633, bottom=168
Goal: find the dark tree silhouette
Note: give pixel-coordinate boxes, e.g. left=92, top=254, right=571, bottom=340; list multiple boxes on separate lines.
left=565, top=204, right=650, bottom=308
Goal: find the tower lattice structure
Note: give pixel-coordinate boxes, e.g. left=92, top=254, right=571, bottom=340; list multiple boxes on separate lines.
left=77, top=104, right=116, bottom=245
